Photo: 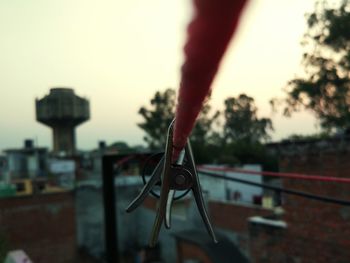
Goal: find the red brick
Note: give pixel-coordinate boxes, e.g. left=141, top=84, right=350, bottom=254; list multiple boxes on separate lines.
left=0, top=192, right=77, bottom=263
left=250, top=147, right=350, bottom=263
left=209, top=201, right=271, bottom=233
left=176, top=242, right=211, bottom=263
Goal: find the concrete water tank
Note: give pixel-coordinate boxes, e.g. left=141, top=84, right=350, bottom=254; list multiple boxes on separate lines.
left=36, top=88, right=90, bottom=156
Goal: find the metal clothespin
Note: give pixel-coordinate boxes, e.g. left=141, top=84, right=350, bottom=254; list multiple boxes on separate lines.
left=126, top=119, right=217, bottom=247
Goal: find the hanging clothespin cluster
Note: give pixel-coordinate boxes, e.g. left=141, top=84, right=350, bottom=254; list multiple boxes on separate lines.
left=126, top=119, right=217, bottom=247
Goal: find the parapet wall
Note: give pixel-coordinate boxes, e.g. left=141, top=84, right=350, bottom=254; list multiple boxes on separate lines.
left=0, top=192, right=76, bottom=263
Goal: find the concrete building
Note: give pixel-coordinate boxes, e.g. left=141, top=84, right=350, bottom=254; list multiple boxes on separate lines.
left=76, top=154, right=275, bottom=263
left=4, top=139, right=48, bottom=179
left=0, top=155, right=7, bottom=182
left=199, top=164, right=263, bottom=204
left=36, top=88, right=90, bottom=156
left=251, top=137, right=350, bottom=262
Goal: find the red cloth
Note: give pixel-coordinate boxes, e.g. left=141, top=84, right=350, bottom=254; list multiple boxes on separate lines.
left=173, top=0, right=248, bottom=161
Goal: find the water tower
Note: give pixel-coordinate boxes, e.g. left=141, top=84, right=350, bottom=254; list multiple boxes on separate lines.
left=36, top=88, right=90, bottom=156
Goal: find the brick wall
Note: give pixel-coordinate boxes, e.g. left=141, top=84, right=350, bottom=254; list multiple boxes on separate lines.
left=249, top=222, right=287, bottom=263
left=0, top=192, right=77, bottom=263
left=209, top=201, right=271, bottom=233
left=280, top=150, right=350, bottom=263
left=251, top=142, right=350, bottom=263
left=209, top=201, right=272, bottom=258
left=176, top=242, right=212, bottom=263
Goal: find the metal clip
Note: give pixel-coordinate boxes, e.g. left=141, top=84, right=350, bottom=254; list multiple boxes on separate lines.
left=126, top=120, right=217, bottom=246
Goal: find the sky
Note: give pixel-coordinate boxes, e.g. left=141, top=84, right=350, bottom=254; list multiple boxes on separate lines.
left=0, top=0, right=319, bottom=152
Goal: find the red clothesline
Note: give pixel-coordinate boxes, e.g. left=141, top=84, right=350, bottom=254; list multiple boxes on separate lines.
left=116, top=154, right=350, bottom=184
left=197, top=166, right=350, bottom=184
left=116, top=155, right=135, bottom=166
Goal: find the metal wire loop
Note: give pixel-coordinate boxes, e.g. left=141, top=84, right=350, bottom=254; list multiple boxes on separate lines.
left=141, top=152, right=191, bottom=200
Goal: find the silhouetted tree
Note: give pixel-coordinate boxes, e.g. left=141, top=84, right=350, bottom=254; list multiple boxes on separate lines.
left=138, top=90, right=276, bottom=167
left=216, top=94, right=276, bottom=169
left=190, top=101, right=220, bottom=163
left=282, top=132, right=330, bottom=142
left=108, top=141, right=134, bottom=154
left=138, top=89, right=220, bottom=163
left=138, top=88, right=176, bottom=150
left=283, top=1, right=350, bottom=132
left=223, top=94, right=273, bottom=143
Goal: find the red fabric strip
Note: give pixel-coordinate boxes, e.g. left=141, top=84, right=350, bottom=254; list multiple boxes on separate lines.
left=173, top=0, right=248, bottom=161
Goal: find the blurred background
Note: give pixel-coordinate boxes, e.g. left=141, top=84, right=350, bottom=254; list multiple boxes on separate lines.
left=1, top=0, right=350, bottom=262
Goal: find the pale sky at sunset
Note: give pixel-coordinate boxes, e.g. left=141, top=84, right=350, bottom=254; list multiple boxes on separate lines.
left=0, top=0, right=319, bottom=152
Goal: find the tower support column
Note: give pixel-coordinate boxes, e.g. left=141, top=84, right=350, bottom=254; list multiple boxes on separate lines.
left=52, top=126, right=76, bottom=156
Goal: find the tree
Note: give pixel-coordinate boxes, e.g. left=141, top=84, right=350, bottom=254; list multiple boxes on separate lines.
left=137, top=90, right=276, bottom=167
left=223, top=94, right=273, bottom=143
left=215, top=94, right=276, bottom=168
left=282, top=131, right=330, bottom=142
left=283, top=1, right=350, bottom=132
left=190, top=101, right=220, bottom=163
left=191, top=103, right=219, bottom=144
left=109, top=141, right=133, bottom=154
left=138, top=89, right=220, bottom=163
left=138, top=88, right=176, bottom=150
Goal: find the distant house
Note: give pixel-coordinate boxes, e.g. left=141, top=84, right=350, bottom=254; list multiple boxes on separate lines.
left=0, top=154, right=7, bottom=182
left=3, top=139, right=48, bottom=180
left=199, top=164, right=263, bottom=205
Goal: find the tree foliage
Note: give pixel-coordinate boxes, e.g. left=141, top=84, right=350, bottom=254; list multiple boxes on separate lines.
left=191, top=102, right=220, bottom=145
left=138, top=88, right=176, bottom=150
left=217, top=94, right=276, bottom=169
left=138, top=90, right=276, bottom=168
left=223, top=94, right=273, bottom=143
left=284, top=0, right=350, bottom=131
left=189, top=101, right=220, bottom=163
left=283, top=131, right=331, bottom=142
left=137, top=89, right=219, bottom=151
left=107, top=141, right=145, bottom=154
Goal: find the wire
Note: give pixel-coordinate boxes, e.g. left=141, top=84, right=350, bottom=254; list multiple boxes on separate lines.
left=115, top=154, right=136, bottom=166
left=198, top=166, right=350, bottom=184
left=141, top=152, right=163, bottom=199
left=116, top=153, right=350, bottom=206
left=141, top=152, right=190, bottom=200
left=197, top=169, right=350, bottom=207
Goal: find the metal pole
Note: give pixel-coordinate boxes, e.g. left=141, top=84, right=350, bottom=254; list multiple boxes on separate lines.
left=102, top=155, right=119, bottom=262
